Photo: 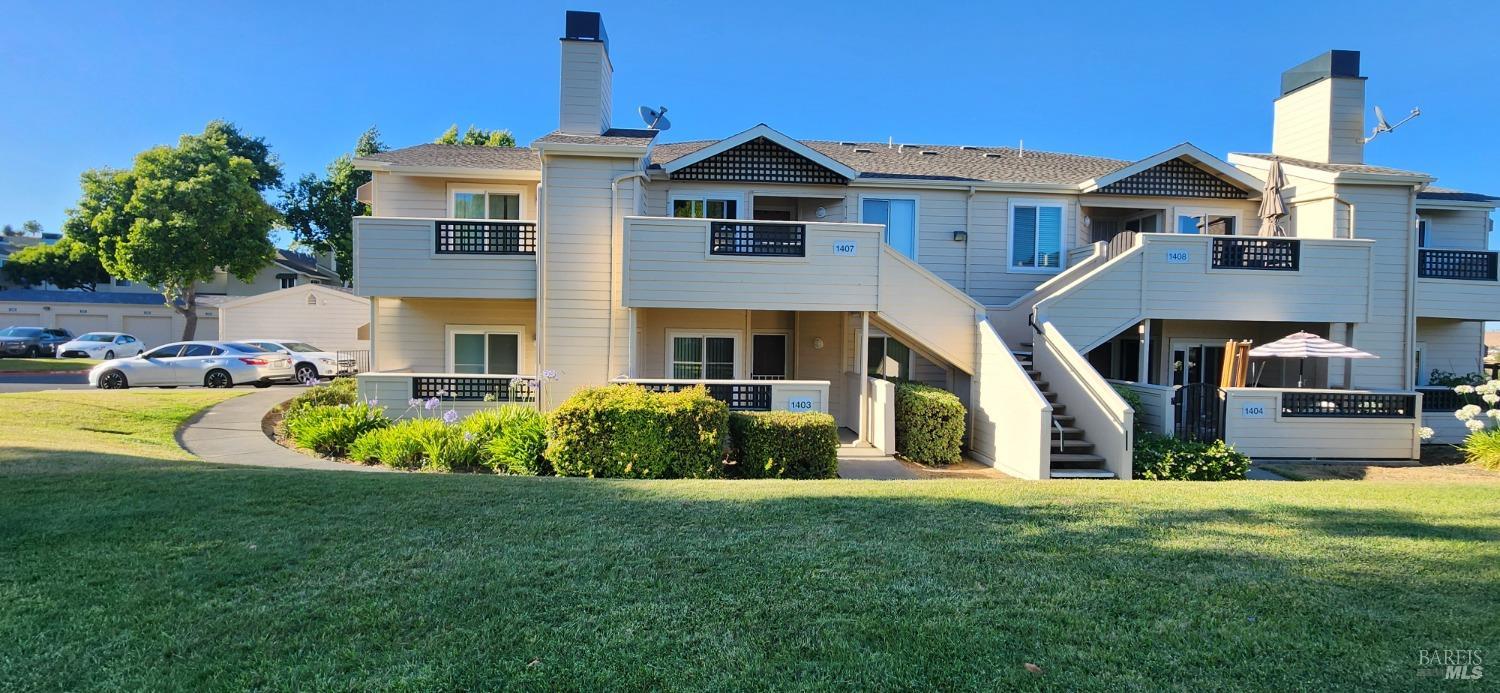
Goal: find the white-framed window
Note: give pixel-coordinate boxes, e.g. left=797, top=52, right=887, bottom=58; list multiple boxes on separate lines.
left=866, top=335, right=912, bottom=379
left=448, top=184, right=524, bottom=220
left=670, top=193, right=743, bottom=220
left=859, top=196, right=919, bottom=260
left=1417, top=217, right=1430, bottom=248
left=1123, top=212, right=1160, bottom=234
left=1173, top=207, right=1239, bottom=236
left=1009, top=200, right=1067, bottom=272
left=446, top=325, right=523, bottom=375
left=278, top=275, right=298, bottom=289
left=666, top=331, right=740, bottom=379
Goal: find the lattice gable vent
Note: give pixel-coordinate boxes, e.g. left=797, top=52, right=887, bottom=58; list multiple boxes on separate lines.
left=1097, top=158, right=1248, bottom=199
left=671, top=137, right=849, bottom=185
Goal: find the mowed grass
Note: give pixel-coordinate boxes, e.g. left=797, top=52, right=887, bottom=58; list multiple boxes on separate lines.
left=2, top=392, right=1499, bottom=690
left=0, top=357, right=99, bottom=373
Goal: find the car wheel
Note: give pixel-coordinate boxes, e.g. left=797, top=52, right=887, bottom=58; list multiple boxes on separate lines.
left=295, top=363, right=318, bottom=383
left=137, top=350, right=144, bottom=356
left=253, top=381, right=273, bottom=389
left=99, top=370, right=128, bottom=389
left=104, top=350, right=115, bottom=360
left=204, top=369, right=233, bottom=389
left=24, top=346, right=38, bottom=358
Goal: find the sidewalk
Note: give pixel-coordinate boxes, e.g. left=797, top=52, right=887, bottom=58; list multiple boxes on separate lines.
left=176, top=388, right=391, bottom=473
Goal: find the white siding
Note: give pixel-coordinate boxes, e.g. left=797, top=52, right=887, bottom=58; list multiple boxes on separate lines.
left=1417, top=318, right=1485, bottom=383
left=353, top=218, right=536, bottom=299
left=1271, top=78, right=1365, bottom=164
left=1415, top=275, right=1500, bottom=321
left=219, top=286, right=370, bottom=353
left=1419, top=208, right=1491, bottom=249
left=1222, top=388, right=1420, bottom=460
left=370, top=172, right=538, bottom=219
left=370, top=297, right=535, bottom=373
left=969, top=320, right=1050, bottom=479
left=1331, top=185, right=1416, bottom=390
left=0, top=298, right=215, bottom=344
left=558, top=40, right=611, bottom=135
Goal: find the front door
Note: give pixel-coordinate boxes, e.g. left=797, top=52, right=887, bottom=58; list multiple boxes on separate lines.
left=751, top=334, right=788, bottom=380
left=862, top=198, right=917, bottom=260
left=1171, top=342, right=1226, bottom=387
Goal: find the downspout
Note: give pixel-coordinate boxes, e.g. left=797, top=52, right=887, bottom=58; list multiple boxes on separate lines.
left=1403, top=186, right=1419, bottom=389
left=610, top=169, right=648, bottom=380
left=963, top=185, right=976, bottom=292
left=536, top=156, right=548, bottom=390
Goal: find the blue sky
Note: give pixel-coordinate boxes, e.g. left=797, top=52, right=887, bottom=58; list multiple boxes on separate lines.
left=2, top=0, right=1497, bottom=247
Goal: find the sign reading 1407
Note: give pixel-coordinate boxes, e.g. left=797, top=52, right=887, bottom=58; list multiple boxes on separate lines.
left=832, top=240, right=857, bottom=256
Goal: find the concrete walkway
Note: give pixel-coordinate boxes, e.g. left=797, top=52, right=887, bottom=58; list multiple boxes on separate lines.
left=837, top=445, right=921, bottom=480
left=177, top=388, right=391, bottom=473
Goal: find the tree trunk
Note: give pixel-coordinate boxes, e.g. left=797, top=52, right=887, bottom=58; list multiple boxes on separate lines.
left=173, top=286, right=199, bottom=341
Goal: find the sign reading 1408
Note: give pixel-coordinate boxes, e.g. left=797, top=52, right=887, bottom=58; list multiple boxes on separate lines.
left=832, top=241, right=857, bottom=256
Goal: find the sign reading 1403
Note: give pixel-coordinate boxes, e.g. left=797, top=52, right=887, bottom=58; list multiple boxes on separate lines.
left=832, top=241, right=857, bottom=256
left=787, top=397, right=816, bottom=413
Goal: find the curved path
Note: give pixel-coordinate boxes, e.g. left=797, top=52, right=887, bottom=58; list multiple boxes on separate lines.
left=177, top=388, right=391, bottom=473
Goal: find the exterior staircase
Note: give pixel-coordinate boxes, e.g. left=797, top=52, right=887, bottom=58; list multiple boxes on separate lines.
left=1014, top=346, right=1115, bottom=479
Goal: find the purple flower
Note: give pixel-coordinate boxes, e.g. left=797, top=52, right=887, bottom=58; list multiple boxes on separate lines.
left=541, top=369, right=559, bottom=381
left=424, top=397, right=440, bottom=410
left=462, top=431, right=475, bottom=441
left=407, top=398, right=422, bottom=408
left=442, top=409, right=459, bottom=424
left=436, top=389, right=448, bottom=397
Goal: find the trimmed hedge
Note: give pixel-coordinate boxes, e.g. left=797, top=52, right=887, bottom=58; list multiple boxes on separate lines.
left=546, top=385, right=728, bottom=478
left=284, top=402, right=388, bottom=457
left=728, top=411, right=839, bottom=479
left=893, top=381, right=966, bottom=465
left=1132, top=434, right=1250, bottom=481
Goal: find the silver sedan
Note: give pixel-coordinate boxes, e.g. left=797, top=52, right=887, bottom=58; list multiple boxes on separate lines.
left=89, top=341, right=294, bottom=389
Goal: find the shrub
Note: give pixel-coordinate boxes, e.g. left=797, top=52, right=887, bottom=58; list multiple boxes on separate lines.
left=1112, top=384, right=1150, bottom=439
left=1132, top=434, right=1249, bottom=481
left=485, top=407, right=550, bottom=475
left=546, top=385, right=728, bottom=478
left=284, top=403, right=388, bottom=457
left=284, top=377, right=359, bottom=412
left=347, top=418, right=485, bottom=472
left=728, top=411, right=838, bottom=479
left=1429, top=370, right=1488, bottom=388
left=893, top=381, right=966, bottom=465
left=1459, top=427, right=1500, bottom=470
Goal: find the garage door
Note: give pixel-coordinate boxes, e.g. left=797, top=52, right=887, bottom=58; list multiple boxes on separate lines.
left=57, top=314, right=109, bottom=336
left=123, top=315, right=174, bottom=349
left=195, top=318, right=220, bottom=340
left=2, top=312, right=43, bottom=329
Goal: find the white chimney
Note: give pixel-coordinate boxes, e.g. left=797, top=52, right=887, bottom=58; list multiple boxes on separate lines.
left=558, top=11, right=612, bottom=136
left=1272, top=50, right=1365, bottom=164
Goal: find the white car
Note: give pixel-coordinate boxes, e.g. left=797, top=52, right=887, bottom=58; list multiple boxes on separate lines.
left=90, top=341, right=294, bottom=390
left=57, top=332, right=146, bottom=360
left=242, top=339, right=344, bottom=383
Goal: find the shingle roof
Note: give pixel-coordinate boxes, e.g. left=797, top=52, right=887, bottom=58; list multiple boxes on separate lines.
left=1232, top=153, right=1430, bottom=178
left=0, top=289, right=169, bottom=305
left=534, top=128, right=660, bottom=147
left=1416, top=186, right=1500, bottom=203
left=357, top=144, right=540, bottom=170
left=274, top=249, right=337, bottom=280
left=649, top=139, right=1130, bottom=185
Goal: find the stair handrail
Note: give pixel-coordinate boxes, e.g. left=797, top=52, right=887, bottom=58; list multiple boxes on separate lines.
left=1030, top=314, right=1134, bottom=476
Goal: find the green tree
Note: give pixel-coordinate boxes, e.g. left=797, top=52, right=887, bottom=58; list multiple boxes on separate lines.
left=0, top=236, right=110, bottom=290
left=64, top=123, right=281, bottom=339
left=435, top=124, right=515, bottom=147
left=279, top=126, right=386, bottom=283
left=203, top=119, right=283, bottom=191
left=22, top=220, right=43, bottom=236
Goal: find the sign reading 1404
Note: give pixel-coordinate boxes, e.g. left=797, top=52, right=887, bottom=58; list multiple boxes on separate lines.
left=832, top=240, right=857, bottom=256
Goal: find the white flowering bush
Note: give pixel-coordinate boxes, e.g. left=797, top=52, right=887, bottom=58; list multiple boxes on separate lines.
left=1451, top=379, right=1500, bottom=470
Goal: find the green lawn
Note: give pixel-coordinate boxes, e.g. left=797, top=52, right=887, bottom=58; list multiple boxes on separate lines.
left=2, top=391, right=1498, bottom=690
left=0, top=357, right=99, bottom=372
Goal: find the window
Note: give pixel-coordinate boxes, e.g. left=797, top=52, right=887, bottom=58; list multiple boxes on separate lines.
left=114, top=335, right=134, bottom=345
left=113, top=277, right=132, bottom=287
left=867, top=336, right=911, bottom=379
left=1175, top=209, right=1238, bottom=236
left=143, top=345, right=183, bottom=359
left=448, top=327, right=521, bottom=375
left=278, top=274, right=298, bottom=289
left=450, top=187, right=522, bottom=220
left=671, top=195, right=740, bottom=219
left=1010, top=201, right=1065, bottom=271
left=1417, top=218, right=1429, bottom=248
left=179, top=344, right=219, bottom=357
left=861, top=197, right=918, bottom=259
left=1124, top=213, right=1159, bottom=234
left=669, top=333, right=738, bottom=379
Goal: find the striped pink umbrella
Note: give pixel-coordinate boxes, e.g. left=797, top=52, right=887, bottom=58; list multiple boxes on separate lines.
left=1249, top=331, right=1376, bottom=387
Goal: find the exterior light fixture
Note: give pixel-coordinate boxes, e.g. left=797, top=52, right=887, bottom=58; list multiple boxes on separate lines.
left=813, top=337, right=825, bottom=350
left=953, top=230, right=968, bottom=242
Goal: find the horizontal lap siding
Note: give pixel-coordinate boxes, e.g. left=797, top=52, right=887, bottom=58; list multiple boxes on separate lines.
left=371, top=297, right=536, bottom=373
left=354, top=219, right=536, bottom=299
left=371, top=174, right=537, bottom=219
left=1041, top=253, right=1145, bottom=350
left=1416, top=278, right=1500, bottom=320
left=1224, top=391, right=1418, bottom=459
left=1420, top=208, right=1490, bottom=249
left=875, top=247, right=981, bottom=373
left=1139, top=238, right=1371, bottom=323
left=1417, top=318, right=1484, bottom=381
left=220, top=289, right=370, bottom=353
left=623, top=218, right=880, bottom=311
left=1338, top=186, right=1414, bottom=390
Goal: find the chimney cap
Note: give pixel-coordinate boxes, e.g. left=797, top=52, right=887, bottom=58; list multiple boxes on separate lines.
left=563, top=10, right=608, bottom=50
left=1280, top=50, right=1362, bottom=96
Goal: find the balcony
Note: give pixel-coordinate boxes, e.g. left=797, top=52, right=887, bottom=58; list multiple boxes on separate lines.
left=357, top=372, right=538, bottom=418
left=354, top=217, right=537, bottom=299
left=1220, top=387, right=1423, bottom=459
left=622, top=216, right=882, bottom=311
left=613, top=378, right=831, bottom=413
left=1414, top=248, right=1500, bottom=320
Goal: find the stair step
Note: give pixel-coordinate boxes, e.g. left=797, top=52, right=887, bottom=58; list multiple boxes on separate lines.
left=1050, top=469, right=1117, bottom=479
left=1050, top=414, right=1074, bottom=425
left=1050, top=452, right=1108, bottom=467
left=1050, top=404, right=1066, bottom=415
left=1051, top=439, right=1094, bottom=452
left=1050, top=426, right=1085, bottom=437
left=1026, top=369, right=1041, bottom=378
left=1033, top=380, right=1049, bottom=389
left=1019, top=342, right=1033, bottom=349
left=1043, top=391, right=1058, bottom=401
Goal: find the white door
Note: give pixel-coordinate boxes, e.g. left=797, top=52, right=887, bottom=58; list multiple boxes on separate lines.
left=2, top=312, right=42, bottom=329
left=133, top=344, right=184, bottom=386
left=57, top=314, right=108, bottom=336
left=123, top=316, right=173, bottom=350
left=170, top=343, right=222, bottom=385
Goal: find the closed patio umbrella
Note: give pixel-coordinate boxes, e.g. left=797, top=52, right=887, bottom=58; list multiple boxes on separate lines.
left=1249, top=331, right=1377, bottom=387
left=1258, top=159, right=1288, bottom=237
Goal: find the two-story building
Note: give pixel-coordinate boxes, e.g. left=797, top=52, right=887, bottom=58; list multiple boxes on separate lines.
left=350, top=12, right=1497, bottom=478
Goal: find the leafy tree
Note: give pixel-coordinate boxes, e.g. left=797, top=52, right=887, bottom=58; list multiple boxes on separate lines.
left=279, top=126, right=386, bottom=283
left=22, top=220, right=43, bottom=236
left=203, top=119, right=283, bottom=191
left=64, top=123, right=281, bottom=339
left=0, top=236, right=110, bottom=290
left=435, top=124, right=515, bottom=147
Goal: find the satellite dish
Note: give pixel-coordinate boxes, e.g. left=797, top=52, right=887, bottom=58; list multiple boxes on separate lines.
left=1364, top=105, right=1420, bottom=143
left=638, top=105, right=671, bottom=131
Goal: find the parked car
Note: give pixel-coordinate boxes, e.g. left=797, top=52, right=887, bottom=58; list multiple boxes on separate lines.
left=89, top=341, right=294, bottom=390
left=241, top=339, right=343, bottom=383
left=0, top=326, right=73, bottom=358
left=57, top=332, right=147, bottom=360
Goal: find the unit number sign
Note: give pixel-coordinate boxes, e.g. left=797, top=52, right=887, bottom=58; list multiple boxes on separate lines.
left=1240, top=404, right=1269, bottom=418
left=832, top=241, right=857, bottom=256
left=787, top=397, right=816, bottom=413
left=1165, top=249, right=1190, bottom=264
